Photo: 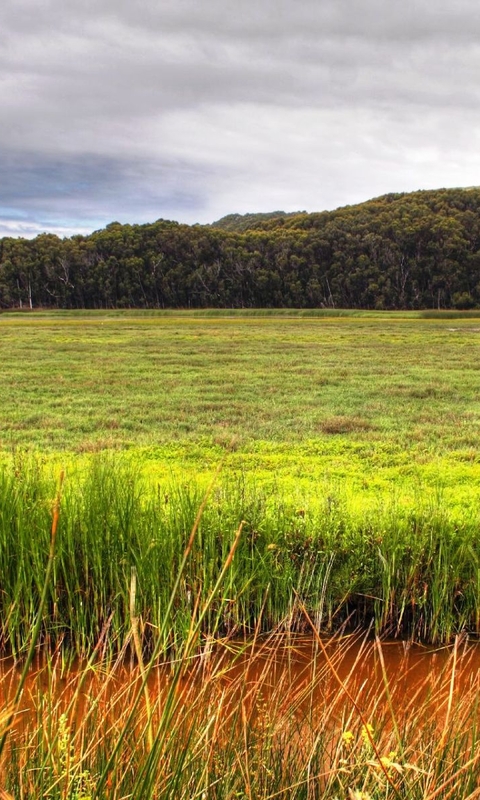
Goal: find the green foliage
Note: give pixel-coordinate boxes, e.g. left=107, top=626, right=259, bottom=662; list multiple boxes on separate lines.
left=2, top=187, right=480, bottom=309
left=0, top=457, right=480, bottom=652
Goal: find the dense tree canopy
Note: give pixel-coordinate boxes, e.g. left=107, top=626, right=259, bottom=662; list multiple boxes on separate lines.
left=2, top=188, right=480, bottom=310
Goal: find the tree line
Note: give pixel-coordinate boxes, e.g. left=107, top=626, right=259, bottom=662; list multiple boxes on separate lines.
left=1, top=187, right=480, bottom=310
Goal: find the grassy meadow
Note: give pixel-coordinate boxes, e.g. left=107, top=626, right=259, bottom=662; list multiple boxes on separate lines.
left=1, top=310, right=480, bottom=649
left=1, top=311, right=480, bottom=494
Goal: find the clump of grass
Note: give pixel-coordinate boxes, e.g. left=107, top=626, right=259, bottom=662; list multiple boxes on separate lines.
left=320, top=416, right=374, bottom=435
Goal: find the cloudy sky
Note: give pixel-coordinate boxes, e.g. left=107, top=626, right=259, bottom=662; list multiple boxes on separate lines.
left=2, top=0, right=480, bottom=238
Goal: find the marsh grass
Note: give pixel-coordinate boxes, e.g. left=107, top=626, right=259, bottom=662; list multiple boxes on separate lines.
left=1, top=314, right=480, bottom=468
left=1, top=311, right=480, bottom=795
left=1, top=461, right=480, bottom=798
left=1, top=458, right=480, bottom=655
left=1, top=313, right=480, bottom=534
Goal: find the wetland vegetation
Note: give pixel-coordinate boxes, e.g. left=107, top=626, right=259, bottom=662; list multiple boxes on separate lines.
left=1, top=310, right=480, bottom=797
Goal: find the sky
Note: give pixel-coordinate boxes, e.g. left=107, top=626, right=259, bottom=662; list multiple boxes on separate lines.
left=2, top=0, right=480, bottom=238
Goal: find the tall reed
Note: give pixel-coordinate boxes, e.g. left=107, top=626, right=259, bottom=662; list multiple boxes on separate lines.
left=1, top=464, right=480, bottom=799
left=1, top=456, right=480, bottom=655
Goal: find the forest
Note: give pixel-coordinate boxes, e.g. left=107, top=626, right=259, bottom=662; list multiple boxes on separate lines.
left=1, top=187, right=480, bottom=310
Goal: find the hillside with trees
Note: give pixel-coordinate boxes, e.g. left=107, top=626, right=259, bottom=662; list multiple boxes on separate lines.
left=210, top=211, right=301, bottom=232
left=1, top=188, right=480, bottom=310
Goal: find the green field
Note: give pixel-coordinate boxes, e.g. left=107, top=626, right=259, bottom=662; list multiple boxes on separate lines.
left=1, top=311, right=480, bottom=648
left=1, top=310, right=480, bottom=500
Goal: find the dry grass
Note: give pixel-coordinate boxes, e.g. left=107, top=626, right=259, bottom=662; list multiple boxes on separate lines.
left=1, top=631, right=480, bottom=798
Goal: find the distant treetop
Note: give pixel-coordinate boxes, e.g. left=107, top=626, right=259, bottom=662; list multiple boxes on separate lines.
left=209, top=211, right=302, bottom=232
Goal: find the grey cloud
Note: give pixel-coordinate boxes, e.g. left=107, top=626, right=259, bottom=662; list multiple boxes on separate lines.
left=3, top=2, right=480, bottom=110
left=0, top=149, right=209, bottom=228
left=2, top=0, right=480, bottom=236
left=35, top=0, right=480, bottom=42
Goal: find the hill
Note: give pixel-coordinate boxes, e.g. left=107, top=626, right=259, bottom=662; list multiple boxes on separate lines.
left=210, top=211, right=301, bottom=232
left=1, top=187, right=480, bottom=310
